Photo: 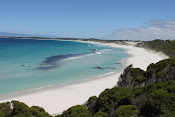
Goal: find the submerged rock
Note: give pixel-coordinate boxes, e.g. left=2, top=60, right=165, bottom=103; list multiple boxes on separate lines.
left=96, top=67, right=103, bottom=69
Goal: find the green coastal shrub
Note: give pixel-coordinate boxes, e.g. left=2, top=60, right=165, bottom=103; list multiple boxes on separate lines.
left=93, top=111, right=109, bottom=117
left=0, top=101, right=51, bottom=117
left=0, top=112, right=4, bottom=117
left=156, top=71, right=163, bottom=78
left=147, top=59, right=175, bottom=73
left=11, top=100, right=31, bottom=117
left=88, top=96, right=97, bottom=105
left=131, top=68, right=145, bottom=78
left=117, top=105, right=140, bottom=117
left=97, top=87, right=133, bottom=113
left=135, top=76, right=147, bottom=83
left=148, top=89, right=175, bottom=116
left=61, top=105, right=92, bottom=117
left=30, top=106, right=51, bottom=117
left=141, top=39, right=175, bottom=58
left=0, top=102, right=12, bottom=117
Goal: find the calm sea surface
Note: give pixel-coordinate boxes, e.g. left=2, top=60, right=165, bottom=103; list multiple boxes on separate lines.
left=0, top=38, right=129, bottom=95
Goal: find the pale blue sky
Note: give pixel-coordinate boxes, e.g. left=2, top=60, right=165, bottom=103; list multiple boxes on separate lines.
left=0, top=0, right=175, bottom=39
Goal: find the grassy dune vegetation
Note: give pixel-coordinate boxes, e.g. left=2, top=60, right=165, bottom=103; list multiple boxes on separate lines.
left=137, top=39, right=175, bottom=59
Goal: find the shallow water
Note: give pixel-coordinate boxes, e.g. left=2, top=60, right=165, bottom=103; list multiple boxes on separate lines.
left=0, top=38, right=129, bottom=95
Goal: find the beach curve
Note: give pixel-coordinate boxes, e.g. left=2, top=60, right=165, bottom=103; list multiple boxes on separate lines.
left=0, top=40, right=168, bottom=115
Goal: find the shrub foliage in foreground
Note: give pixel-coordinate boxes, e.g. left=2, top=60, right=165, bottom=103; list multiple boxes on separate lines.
left=0, top=101, right=51, bottom=117
left=118, top=59, right=175, bottom=88
left=85, top=81, right=175, bottom=117
left=55, top=81, right=175, bottom=117
left=59, top=105, right=92, bottom=117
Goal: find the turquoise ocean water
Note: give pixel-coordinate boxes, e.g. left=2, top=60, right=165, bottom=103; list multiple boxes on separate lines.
left=0, top=38, right=129, bottom=96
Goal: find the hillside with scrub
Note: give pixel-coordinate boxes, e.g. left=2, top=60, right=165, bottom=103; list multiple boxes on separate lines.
left=137, top=39, right=175, bottom=59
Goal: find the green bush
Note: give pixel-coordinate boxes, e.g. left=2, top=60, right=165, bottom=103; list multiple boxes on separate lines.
left=11, top=100, right=31, bottom=117
left=117, top=105, right=140, bottom=117
left=87, top=96, right=97, bottom=105
left=135, top=76, right=147, bottom=83
left=147, top=59, right=175, bottom=72
left=148, top=89, right=175, bottom=116
left=156, top=71, right=163, bottom=78
left=0, top=101, right=51, bottom=117
left=97, top=87, right=133, bottom=113
left=141, top=39, right=175, bottom=58
left=61, top=105, right=92, bottom=117
left=131, top=68, right=145, bottom=78
left=0, top=102, right=12, bottom=117
left=30, top=106, right=51, bottom=117
left=93, top=111, right=108, bottom=117
left=0, top=112, right=4, bottom=117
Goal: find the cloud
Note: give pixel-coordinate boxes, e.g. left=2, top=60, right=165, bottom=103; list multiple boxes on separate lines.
left=103, top=20, right=175, bottom=40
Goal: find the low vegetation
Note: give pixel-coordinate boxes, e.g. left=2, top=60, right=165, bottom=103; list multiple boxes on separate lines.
left=0, top=101, right=51, bottom=117
left=118, top=58, right=175, bottom=88
left=137, top=39, right=175, bottom=59
left=56, top=80, right=175, bottom=117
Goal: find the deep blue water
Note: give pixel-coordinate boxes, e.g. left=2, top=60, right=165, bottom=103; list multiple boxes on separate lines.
left=0, top=38, right=129, bottom=95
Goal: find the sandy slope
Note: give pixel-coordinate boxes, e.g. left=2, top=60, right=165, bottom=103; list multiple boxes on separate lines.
left=0, top=41, right=168, bottom=115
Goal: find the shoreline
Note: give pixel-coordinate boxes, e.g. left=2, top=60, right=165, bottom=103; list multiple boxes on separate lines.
left=73, top=40, right=168, bottom=70
left=0, top=40, right=168, bottom=115
left=0, top=69, right=123, bottom=101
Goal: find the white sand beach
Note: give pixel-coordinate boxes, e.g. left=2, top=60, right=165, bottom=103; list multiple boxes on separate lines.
left=0, top=41, right=168, bottom=115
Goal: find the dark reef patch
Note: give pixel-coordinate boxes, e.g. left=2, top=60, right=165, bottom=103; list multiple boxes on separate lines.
left=36, top=49, right=101, bottom=71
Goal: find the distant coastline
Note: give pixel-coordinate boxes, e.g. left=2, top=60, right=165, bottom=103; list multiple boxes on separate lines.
left=2, top=36, right=173, bottom=59
left=0, top=36, right=140, bottom=44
